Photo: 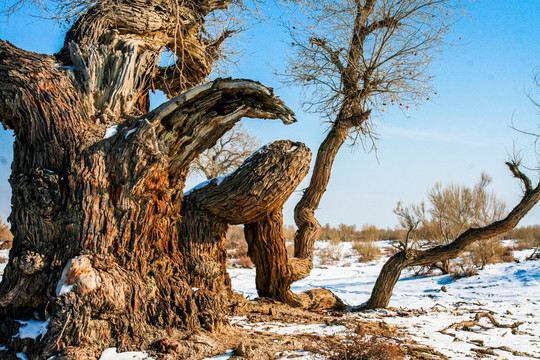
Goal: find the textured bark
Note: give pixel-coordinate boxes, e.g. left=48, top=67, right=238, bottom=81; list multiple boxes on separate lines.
left=245, top=210, right=298, bottom=305
left=292, top=106, right=371, bottom=276
left=290, top=1, right=378, bottom=277
left=0, top=18, right=299, bottom=357
left=365, top=163, right=540, bottom=309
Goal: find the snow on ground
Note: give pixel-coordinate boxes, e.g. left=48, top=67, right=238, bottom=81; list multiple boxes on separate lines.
left=0, top=249, right=9, bottom=275
left=229, top=241, right=540, bottom=359
left=99, top=347, right=154, bottom=360
left=2, top=242, right=539, bottom=359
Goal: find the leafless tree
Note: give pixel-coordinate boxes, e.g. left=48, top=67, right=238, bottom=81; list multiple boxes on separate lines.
left=393, top=174, right=507, bottom=274
left=250, top=0, right=462, bottom=304
left=393, top=201, right=425, bottom=251
left=366, top=164, right=540, bottom=309
left=190, top=124, right=260, bottom=179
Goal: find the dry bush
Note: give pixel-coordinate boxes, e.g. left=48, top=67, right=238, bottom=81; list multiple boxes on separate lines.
left=283, top=224, right=296, bottom=257
left=468, top=238, right=513, bottom=269
left=506, top=225, right=540, bottom=250
left=448, top=257, right=478, bottom=279
left=307, top=326, right=404, bottom=360
left=353, top=241, right=380, bottom=263
left=321, top=223, right=363, bottom=244
left=226, top=225, right=246, bottom=250
left=285, top=241, right=294, bottom=257
left=283, top=224, right=296, bottom=243
left=234, top=255, right=254, bottom=269
left=0, top=217, right=13, bottom=250
left=0, top=256, right=7, bottom=264
left=378, top=227, right=405, bottom=241
left=395, top=174, right=509, bottom=275
left=319, top=243, right=343, bottom=265
left=225, top=225, right=249, bottom=265
left=361, top=224, right=380, bottom=242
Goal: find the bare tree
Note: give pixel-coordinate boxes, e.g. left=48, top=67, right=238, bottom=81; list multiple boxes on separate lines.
left=190, top=124, right=260, bottom=179
left=366, top=163, right=540, bottom=309
left=393, top=174, right=507, bottom=273
left=245, top=0, right=461, bottom=304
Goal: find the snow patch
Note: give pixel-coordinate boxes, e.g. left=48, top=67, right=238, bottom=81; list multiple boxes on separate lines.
left=287, top=145, right=298, bottom=152
left=202, top=349, right=234, bottom=359
left=184, top=176, right=226, bottom=196
left=56, top=255, right=100, bottom=296
left=104, top=125, right=118, bottom=139
left=230, top=241, right=540, bottom=360
left=125, top=128, right=137, bottom=139
left=14, top=319, right=50, bottom=340
left=99, top=347, right=154, bottom=360
left=16, top=353, right=29, bottom=360
left=57, top=284, right=74, bottom=296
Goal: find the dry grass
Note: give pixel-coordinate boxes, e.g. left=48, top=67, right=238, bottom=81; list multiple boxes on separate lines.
left=305, top=325, right=405, bottom=360
left=226, top=225, right=252, bottom=268
left=319, top=243, right=343, bottom=265
left=361, top=224, right=381, bottom=242
left=234, top=255, right=253, bottom=269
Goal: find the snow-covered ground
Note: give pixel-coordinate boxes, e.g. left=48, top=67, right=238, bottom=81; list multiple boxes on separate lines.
left=2, top=242, right=539, bottom=359
left=229, top=241, right=540, bottom=359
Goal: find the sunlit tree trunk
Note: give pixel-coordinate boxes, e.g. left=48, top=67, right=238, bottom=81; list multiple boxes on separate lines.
left=0, top=1, right=303, bottom=357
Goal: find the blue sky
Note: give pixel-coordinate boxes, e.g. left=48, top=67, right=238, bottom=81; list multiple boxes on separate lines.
left=0, top=0, right=539, bottom=228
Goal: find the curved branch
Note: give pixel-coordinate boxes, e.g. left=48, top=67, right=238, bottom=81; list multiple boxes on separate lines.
left=184, top=140, right=310, bottom=224
left=148, top=78, right=296, bottom=175
left=365, top=162, right=540, bottom=309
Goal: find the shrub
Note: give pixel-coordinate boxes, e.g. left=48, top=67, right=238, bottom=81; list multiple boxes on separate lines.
left=225, top=225, right=249, bottom=265
left=283, top=224, right=296, bottom=243
left=319, top=243, right=343, bottom=265
left=353, top=241, right=380, bottom=262
left=468, top=238, right=513, bottom=269
left=394, top=173, right=509, bottom=274
left=308, top=325, right=405, bottom=360
left=0, top=217, right=12, bottom=250
left=235, top=255, right=254, bottom=269
left=361, top=224, right=380, bottom=242
left=506, top=225, right=540, bottom=250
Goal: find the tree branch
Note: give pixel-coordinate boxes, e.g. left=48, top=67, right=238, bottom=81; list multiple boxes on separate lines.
left=140, top=78, right=296, bottom=175
left=183, top=140, right=310, bottom=224
left=309, top=38, right=345, bottom=76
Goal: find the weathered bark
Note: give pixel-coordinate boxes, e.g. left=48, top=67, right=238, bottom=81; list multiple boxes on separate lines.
left=183, top=140, right=311, bottom=306
left=0, top=18, right=299, bottom=357
left=365, top=162, right=540, bottom=309
left=290, top=0, right=379, bottom=282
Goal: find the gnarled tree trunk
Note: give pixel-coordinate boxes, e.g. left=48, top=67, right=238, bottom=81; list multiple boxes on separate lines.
left=0, top=1, right=306, bottom=357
